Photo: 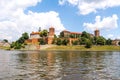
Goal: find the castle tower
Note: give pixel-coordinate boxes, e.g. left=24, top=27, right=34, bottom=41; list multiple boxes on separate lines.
left=38, top=27, right=41, bottom=32
left=48, top=27, right=55, bottom=44
left=48, top=27, right=55, bottom=37
left=94, top=29, right=100, bottom=37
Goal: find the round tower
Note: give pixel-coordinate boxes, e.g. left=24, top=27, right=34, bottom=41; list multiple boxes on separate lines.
left=48, top=27, right=55, bottom=44
left=94, top=29, right=100, bottom=37
left=49, top=27, right=55, bottom=37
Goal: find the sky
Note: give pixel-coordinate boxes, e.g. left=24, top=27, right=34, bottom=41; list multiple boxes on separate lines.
left=0, top=0, right=120, bottom=41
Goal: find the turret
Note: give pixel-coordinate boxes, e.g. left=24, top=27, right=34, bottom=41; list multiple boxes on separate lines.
left=94, top=29, right=100, bottom=37
left=48, top=27, right=55, bottom=37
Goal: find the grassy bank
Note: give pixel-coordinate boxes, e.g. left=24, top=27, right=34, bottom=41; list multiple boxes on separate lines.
left=0, top=46, right=10, bottom=50
left=46, top=45, right=120, bottom=51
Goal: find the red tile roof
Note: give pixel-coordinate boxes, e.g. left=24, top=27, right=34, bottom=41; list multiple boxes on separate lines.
left=70, top=32, right=82, bottom=34
left=30, top=32, right=40, bottom=35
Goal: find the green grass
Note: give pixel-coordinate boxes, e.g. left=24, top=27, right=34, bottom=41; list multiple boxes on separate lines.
left=46, top=45, right=120, bottom=51
left=0, top=46, right=11, bottom=50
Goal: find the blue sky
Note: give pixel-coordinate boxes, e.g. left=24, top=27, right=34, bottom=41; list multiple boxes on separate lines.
left=0, top=0, right=120, bottom=41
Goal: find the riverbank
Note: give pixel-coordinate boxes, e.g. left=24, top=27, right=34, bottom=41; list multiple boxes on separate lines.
left=46, top=45, right=120, bottom=51
left=1, top=45, right=120, bottom=51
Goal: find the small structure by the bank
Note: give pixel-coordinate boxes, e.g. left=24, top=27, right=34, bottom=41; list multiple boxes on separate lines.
left=0, top=40, right=10, bottom=47
left=112, top=39, right=120, bottom=46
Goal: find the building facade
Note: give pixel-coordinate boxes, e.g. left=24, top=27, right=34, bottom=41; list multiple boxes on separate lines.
left=60, top=30, right=82, bottom=38
left=25, top=27, right=55, bottom=45
left=112, top=39, right=120, bottom=46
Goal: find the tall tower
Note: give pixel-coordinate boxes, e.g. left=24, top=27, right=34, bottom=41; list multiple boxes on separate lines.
left=94, top=29, right=100, bottom=37
left=48, top=27, right=55, bottom=44
left=38, top=27, right=41, bottom=32
left=49, top=27, right=55, bottom=37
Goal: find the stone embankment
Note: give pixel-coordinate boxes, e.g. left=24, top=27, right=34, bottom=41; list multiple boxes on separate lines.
left=25, top=44, right=56, bottom=50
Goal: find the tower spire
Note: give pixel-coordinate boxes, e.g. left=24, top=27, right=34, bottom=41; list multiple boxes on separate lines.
left=39, top=27, right=41, bottom=32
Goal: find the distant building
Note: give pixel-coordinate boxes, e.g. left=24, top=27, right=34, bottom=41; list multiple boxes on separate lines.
left=60, top=30, right=82, bottom=38
left=112, top=39, right=120, bottom=46
left=94, top=29, right=100, bottom=37
left=0, top=41, right=10, bottom=47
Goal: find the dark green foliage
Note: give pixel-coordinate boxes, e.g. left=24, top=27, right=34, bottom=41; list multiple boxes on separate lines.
left=80, top=37, right=87, bottom=45
left=106, top=38, right=112, bottom=45
left=85, top=39, right=92, bottom=48
left=59, top=32, right=64, bottom=38
left=10, top=41, right=22, bottom=49
left=17, top=32, right=29, bottom=44
left=39, top=38, right=46, bottom=45
left=93, top=36, right=97, bottom=45
left=40, top=29, right=48, bottom=37
left=14, top=42, right=22, bottom=49
left=3, top=39, right=8, bottom=42
left=118, top=41, right=120, bottom=46
left=72, top=40, right=79, bottom=45
left=10, top=32, right=29, bottom=49
left=56, top=38, right=62, bottom=45
left=22, top=32, right=29, bottom=40
left=10, top=42, right=15, bottom=48
left=62, top=38, right=69, bottom=45
left=81, top=31, right=91, bottom=39
left=70, top=34, right=75, bottom=38
left=54, top=34, right=57, bottom=38
left=96, top=36, right=106, bottom=45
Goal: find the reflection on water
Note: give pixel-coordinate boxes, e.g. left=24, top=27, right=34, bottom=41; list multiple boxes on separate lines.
left=0, top=50, right=120, bottom=80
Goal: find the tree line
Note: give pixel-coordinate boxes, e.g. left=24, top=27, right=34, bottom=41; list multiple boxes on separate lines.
left=10, top=30, right=120, bottom=49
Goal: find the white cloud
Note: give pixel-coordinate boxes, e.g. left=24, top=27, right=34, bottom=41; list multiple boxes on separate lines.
left=59, top=0, right=120, bottom=15
left=105, top=34, right=120, bottom=40
left=107, top=34, right=114, bottom=39
left=0, top=0, right=65, bottom=41
left=59, top=0, right=78, bottom=5
left=59, top=0, right=66, bottom=5
left=83, top=14, right=118, bottom=31
left=117, top=36, right=120, bottom=39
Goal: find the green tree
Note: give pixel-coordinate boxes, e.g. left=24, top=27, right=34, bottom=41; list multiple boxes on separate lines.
left=96, top=36, right=106, bottom=45
left=118, top=41, right=120, bottom=46
left=22, top=32, right=29, bottom=40
left=59, top=32, right=64, bottom=38
left=54, top=34, right=57, bottom=38
left=56, top=38, right=62, bottom=45
left=106, top=38, right=112, bottom=45
left=17, top=32, right=29, bottom=44
left=72, top=40, right=79, bottom=45
left=10, top=42, right=15, bottom=48
left=62, top=38, right=69, bottom=45
left=70, top=34, right=75, bottom=38
left=40, top=29, right=48, bottom=37
left=81, top=31, right=91, bottom=39
left=85, top=39, right=92, bottom=48
left=17, top=37, right=25, bottom=44
left=80, top=37, right=87, bottom=45
left=52, top=35, right=57, bottom=44
left=93, top=36, right=97, bottom=45
left=39, top=38, right=46, bottom=45
left=10, top=32, right=29, bottom=49
left=14, top=41, right=22, bottom=49
left=3, top=39, right=8, bottom=42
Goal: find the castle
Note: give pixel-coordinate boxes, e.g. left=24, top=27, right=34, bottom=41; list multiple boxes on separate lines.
left=25, top=27, right=55, bottom=45
left=25, top=27, right=100, bottom=45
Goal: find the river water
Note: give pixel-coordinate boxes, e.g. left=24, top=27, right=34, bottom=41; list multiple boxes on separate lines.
left=0, top=50, right=120, bottom=80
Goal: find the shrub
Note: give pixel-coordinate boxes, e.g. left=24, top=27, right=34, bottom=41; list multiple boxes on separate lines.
left=118, top=41, right=120, bottom=46
left=85, top=39, right=92, bottom=48
left=56, top=38, right=62, bottom=45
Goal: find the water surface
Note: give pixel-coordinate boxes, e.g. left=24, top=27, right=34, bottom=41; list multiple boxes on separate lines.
left=0, top=50, right=120, bottom=80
